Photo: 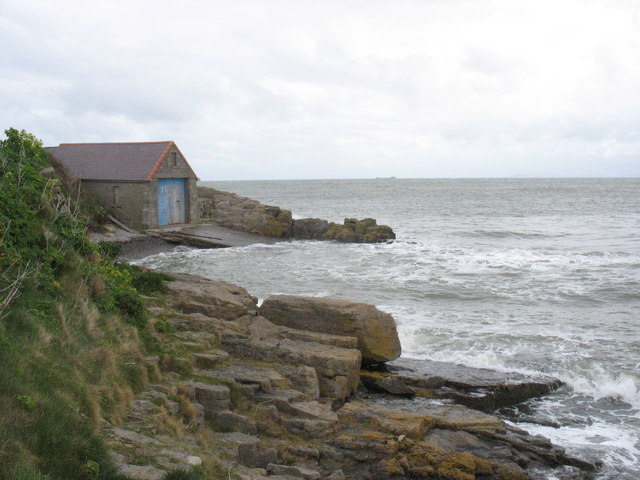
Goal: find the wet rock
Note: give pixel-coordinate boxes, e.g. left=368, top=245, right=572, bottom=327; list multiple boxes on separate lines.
left=292, top=218, right=329, bottom=239
left=259, top=295, right=401, bottom=364
left=320, top=218, right=396, bottom=243
left=367, top=357, right=563, bottom=410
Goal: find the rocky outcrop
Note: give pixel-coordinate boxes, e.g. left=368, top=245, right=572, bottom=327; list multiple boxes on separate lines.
left=198, top=186, right=395, bottom=243
left=293, top=217, right=396, bottom=243
left=325, top=218, right=396, bottom=243
left=259, top=295, right=401, bottom=364
left=198, top=186, right=293, bottom=237
left=105, top=272, right=596, bottom=480
left=362, top=358, right=564, bottom=411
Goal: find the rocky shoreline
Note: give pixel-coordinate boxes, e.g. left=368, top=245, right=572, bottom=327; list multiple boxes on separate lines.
left=198, top=186, right=396, bottom=243
left=106, top=271, right=597, bottom=480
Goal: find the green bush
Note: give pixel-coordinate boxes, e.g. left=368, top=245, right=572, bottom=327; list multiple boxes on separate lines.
left=131, top=270, right=174, bottom=295
left=97, top=262, right=147, bottom=327
left=0, top=128, right=93, bottom=315
left=96, top=242, right=122, bottom=262
left=115, top=263, right=174, bottom=295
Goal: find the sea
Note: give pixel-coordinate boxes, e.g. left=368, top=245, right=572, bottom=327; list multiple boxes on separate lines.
left=137, top=178, right=640, bottom=479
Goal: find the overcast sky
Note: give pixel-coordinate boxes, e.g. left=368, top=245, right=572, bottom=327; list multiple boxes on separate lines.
left=2, top=0, right=639, bottom=180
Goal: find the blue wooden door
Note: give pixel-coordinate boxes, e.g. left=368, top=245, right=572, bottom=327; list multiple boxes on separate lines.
left=158, top=178, right=186, bottom=226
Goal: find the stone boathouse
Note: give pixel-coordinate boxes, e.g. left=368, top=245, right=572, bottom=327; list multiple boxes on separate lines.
left=46, top=141, right=199, bottom=229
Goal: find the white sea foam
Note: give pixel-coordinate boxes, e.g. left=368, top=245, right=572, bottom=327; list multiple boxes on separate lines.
left=514, top=420, right=640, bottom=478
left=561, top=368, right=640, bottom=408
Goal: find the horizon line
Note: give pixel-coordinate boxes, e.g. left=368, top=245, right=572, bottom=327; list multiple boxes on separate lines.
left=198, top=175, right=640, bottom=182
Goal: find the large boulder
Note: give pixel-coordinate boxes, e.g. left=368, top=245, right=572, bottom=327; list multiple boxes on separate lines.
left=258, top=295, right=401, bottom=364
left=165, top=273, right=258, bottom=320
left=292, top=218, right=329, bottom=239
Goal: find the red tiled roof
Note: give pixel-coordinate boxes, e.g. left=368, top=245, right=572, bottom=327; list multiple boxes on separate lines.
left=45, top=141, right=196, bottom=181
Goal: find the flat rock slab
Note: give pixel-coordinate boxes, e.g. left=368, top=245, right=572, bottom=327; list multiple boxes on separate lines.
left=201, top=364, right=291, bottom=392
left=149, top=223, right=287, bottom=248
left=192, top=351, right=229, bottom=368
left=366, top=357, right=563, bottom=411
left=286, top=401, right=339, bottom=422
left=338, top=401, right=434, bottom=440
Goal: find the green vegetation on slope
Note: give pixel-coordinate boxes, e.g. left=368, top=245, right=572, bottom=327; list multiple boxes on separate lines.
left=0, top=129, right=170, bottom=480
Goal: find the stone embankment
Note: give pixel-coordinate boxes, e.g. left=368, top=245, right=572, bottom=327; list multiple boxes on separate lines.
left=106, top=272, right=596, bottom=480
left=198, top=186, right=396, bottom=243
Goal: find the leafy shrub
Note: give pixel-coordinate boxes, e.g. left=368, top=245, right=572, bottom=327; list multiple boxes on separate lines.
left=131, top=270, right=174, bottom=295
left=96, top=242, right=122, bottom=262
left=97, top=262, right=147, bottom=327
left=115, top=263, right=174, bottom=295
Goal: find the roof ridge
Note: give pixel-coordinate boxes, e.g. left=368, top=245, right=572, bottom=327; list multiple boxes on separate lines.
left=147, top=141, right=175, bottom=180
left=58, top=141, right=172, bottom=146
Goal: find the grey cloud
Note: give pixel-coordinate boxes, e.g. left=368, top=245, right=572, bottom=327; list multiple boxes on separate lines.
left=1, top=0, right=639, bottom=179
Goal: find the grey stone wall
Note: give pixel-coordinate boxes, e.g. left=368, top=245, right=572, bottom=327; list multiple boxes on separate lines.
left=82, top=180, right=152, bottom=229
